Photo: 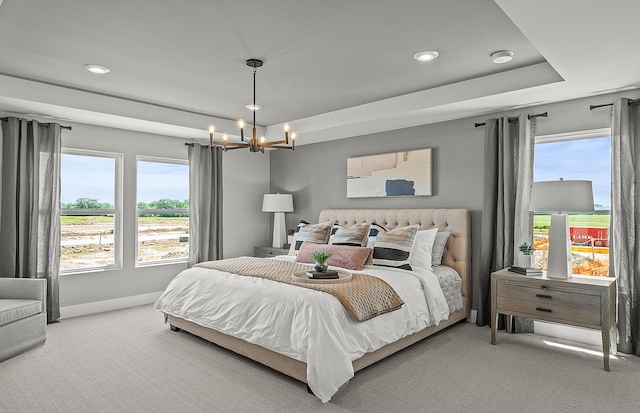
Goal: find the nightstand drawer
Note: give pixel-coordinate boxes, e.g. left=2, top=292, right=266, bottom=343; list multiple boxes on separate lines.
left=497, top=296, right=601, bottom=327
left=254, top=246, right=289, bottom=258
left=497, top=283, right=600, bottom=309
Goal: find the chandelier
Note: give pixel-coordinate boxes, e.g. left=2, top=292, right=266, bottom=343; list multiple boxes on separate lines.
left=208, top=59, right=295, bottom=153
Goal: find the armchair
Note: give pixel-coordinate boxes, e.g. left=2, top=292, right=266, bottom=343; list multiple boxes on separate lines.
left=0, top=278, right=47, bottom=363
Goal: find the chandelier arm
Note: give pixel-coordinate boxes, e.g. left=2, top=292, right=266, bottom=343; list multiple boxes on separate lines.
left=263, top=145, right=295, bottom=151
left=221, top=145, right=247, bottom=151
left=210, top=142, right=249, bottom=148
left=262, top=139, right=288, bottom=145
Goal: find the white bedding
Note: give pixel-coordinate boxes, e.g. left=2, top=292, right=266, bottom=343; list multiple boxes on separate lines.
left=154, top=255, right=451, bottom=402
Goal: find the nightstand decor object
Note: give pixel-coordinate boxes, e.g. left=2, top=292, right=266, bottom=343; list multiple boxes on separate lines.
left=262, top=193, right=294, bottom=248
left=529, top=179, right=594, bottom=279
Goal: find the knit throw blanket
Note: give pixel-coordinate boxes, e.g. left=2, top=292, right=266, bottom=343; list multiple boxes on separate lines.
left=195, top=257, right=404, bottom=321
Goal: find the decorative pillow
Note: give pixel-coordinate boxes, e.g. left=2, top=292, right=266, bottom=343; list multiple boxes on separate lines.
left=329, top=223, right=371, bottom=246
left=288, top=220, right=333, bottom=255
left=366, top=223, right=387, bottom=248
left=372, top=224, right=419, bottom=270
left=431, top=231, right=451, bottom=266
left=295, top=242, right=372, bottom=271
left=409, top=228, right=439, bottom=269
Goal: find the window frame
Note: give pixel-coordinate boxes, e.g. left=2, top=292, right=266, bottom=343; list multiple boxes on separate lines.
left=59, top=148, right=123, bottom=274
left=533, top=127, right=612, bottom=277
left=135, top=155, right=189, bottom=267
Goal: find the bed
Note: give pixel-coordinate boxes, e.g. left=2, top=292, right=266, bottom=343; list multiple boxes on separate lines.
left=155, top=208, right=470, bottom=402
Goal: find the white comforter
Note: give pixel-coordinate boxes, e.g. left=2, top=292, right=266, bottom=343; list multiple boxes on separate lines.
left=154, top=255, right=450, bottom=402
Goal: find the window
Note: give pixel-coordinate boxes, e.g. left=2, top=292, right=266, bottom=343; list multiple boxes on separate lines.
left=136, top=157, right=189, bottom=265
left=60, top=150, right=122, bottom=272
left=533, top=130, right=611, bottom=277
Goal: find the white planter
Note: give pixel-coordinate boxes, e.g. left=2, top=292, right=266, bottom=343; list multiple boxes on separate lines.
left=516, top=254, right=535, bottom=268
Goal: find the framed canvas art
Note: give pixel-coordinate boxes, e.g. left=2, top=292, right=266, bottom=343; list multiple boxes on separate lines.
left=347, top=148, right=432, bottom=198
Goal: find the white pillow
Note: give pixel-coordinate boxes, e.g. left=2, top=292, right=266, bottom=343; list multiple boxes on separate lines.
left=431, top=231, right=451, bottom=266
left=409, top=228, right=439, bottom=269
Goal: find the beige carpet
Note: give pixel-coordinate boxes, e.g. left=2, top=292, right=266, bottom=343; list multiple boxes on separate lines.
left=1, top=304, right=639, bottom=413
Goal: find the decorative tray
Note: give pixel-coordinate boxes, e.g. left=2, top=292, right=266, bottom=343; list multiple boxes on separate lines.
left=291, top=271, right=352, bottom=284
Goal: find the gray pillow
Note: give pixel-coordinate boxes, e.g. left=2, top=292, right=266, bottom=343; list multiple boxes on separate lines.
left=431, top=231, right=451, bottom=266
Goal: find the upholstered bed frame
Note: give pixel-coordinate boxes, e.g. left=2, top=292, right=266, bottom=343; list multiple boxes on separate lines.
left=165, top=208, right=471, bottom=384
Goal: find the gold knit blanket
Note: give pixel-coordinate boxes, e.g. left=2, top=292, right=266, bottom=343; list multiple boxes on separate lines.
left=194, top=257, right=404, bottom=321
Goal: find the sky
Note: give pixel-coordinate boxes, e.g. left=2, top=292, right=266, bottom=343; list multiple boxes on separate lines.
left=533, top=136, right=610, bottom=207
left=61, top=155, right=188, bottom=205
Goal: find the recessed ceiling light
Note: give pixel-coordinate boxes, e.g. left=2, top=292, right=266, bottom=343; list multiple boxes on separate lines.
left=83, top=64, right=110, bottom=74
left=245, top=104, right=262, bottom=111
left=491, top=51, right=514, bottom=64
left=413, top=50, right=439, bottom=62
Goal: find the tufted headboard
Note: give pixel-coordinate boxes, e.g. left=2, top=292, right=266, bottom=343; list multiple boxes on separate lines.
left=318, top=208, right=471, bottom=315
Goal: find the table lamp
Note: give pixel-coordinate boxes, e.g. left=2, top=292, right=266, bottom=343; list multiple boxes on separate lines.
left=529, top=179, right=594, bottom=279
left=262, top=193, right=294, bottom=248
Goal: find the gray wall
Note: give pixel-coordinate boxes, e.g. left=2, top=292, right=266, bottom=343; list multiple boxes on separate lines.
left=270, top=89, right=640, bottom=312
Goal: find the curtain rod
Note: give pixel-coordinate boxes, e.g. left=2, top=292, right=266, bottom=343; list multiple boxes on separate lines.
left=1, top=117, right=72, bottom=130
left=589, top=98, right=640, bottom=111
left=474, top=112, right=548, bottom=128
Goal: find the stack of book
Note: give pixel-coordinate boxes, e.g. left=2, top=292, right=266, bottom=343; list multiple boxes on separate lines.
left=509, top=266, right=543, bottom=276
left=306, top=270, right=339, bottom=279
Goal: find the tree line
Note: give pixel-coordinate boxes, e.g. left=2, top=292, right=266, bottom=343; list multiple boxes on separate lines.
left=62, top=198, right=189, bottom=217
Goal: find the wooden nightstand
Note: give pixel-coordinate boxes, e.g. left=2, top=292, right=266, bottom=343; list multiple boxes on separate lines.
left=490, top=268, right=616, bottom=371
left=254, top=246, right=290, bottom=258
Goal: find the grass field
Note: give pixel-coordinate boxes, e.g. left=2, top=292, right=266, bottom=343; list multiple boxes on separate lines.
left=533, top=214, right=610, bottom=229
left=61, top=216, right=188, bottom=224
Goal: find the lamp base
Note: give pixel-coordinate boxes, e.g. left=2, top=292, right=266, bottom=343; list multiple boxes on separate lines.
left=272, top=212, right=286, bottom=249
left=546, top=214, right=572, bottom=279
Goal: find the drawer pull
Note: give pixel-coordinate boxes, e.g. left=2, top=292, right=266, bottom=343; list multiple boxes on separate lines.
left=536, top=307, right=552, bottom=313
left=536, top=294, right=552, bottom=299
left=541, top=285, right=547, bottom=290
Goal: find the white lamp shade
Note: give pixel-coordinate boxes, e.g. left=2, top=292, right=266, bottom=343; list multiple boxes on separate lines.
left=262, top=194, right=294, bottom=212
left=529, top=180, right=594, bottom=213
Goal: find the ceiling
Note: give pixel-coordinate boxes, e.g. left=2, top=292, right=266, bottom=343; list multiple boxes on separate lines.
left=0, top=0, right=638, bottom=145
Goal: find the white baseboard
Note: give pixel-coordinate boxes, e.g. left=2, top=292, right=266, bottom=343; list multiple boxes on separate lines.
left=60, top=291, right=163, bottom=319
left=468, top=309, right=477, bottom=324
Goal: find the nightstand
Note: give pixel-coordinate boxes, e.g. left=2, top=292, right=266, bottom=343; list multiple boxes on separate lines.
left=490, top=268, right=616, bottom=371
left=254, top=246, right=290, bottom=258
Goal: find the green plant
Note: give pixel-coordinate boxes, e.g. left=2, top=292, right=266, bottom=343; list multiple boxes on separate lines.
left=312, top=250, right=331, bottom=265
left=518, top=242, right=534, bottom=255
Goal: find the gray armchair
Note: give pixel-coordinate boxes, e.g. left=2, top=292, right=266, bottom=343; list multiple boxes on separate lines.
left=0, top=278, right=47, bottom=363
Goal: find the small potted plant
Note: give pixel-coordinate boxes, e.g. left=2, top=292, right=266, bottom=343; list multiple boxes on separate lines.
left=517, top=242, right=535, bottom=268
left=312, top=250, right=331, bottom=273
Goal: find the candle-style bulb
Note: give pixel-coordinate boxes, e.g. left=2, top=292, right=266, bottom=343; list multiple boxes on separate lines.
left=260, top=136, right=265, bottom=144
left=223, top=133, right=228, bottom=142
left=238, top=119, right=245, bottom=129
left=284, top=123, right=289, bottom=132
left=209, top=125, right=215, bottom=134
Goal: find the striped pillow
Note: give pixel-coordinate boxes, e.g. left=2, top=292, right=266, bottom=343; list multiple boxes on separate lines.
left=329, top=223, right=371, bottom=246
left=288, top=220, right=333, bottom=255
left=372, top=224, right=419, bottom=270
left=366, top=223, right=387, bottom=248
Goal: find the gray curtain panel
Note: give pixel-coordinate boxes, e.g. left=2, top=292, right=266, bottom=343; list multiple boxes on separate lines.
left=0, top=117, right=62, bottom=323
left=188, top=144, right=223, bottom=266
left=610, top=98, right=640, bottom=355
left=476, top=115, right=536, bottom=329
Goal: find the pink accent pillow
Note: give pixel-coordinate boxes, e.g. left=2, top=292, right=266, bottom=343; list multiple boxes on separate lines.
left=295, top=242, right=372, bottom=271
